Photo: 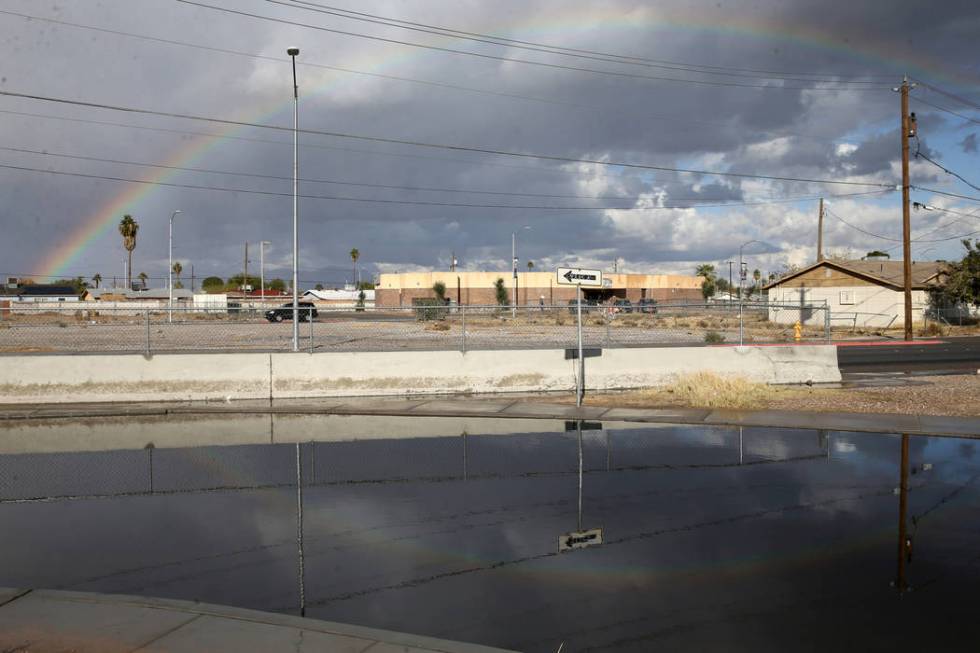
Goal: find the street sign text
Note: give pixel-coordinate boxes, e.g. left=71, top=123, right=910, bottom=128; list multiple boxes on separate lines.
left=556, top=267, right=603, bottom=287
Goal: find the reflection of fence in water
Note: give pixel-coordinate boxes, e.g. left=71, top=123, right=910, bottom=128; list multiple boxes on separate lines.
left=0, top=428, right=834, bottom=503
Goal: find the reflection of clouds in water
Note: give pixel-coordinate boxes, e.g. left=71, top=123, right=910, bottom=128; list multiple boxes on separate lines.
left=835, top=441, right=857, bottom=454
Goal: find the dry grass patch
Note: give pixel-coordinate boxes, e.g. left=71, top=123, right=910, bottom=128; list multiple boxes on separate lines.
left=653, top=371, right=775, bottom=410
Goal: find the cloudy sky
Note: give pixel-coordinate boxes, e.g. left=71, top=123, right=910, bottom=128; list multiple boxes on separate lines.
left=0, top=0, right=978, bottom=288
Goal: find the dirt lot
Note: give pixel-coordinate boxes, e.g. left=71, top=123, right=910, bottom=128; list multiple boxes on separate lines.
left=577, top=373, right=980, bottom=417
left=0, top=310, right=818, bottom=353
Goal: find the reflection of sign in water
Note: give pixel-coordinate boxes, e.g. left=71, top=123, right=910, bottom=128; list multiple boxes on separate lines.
left=557, top=267, right=603, bottom=287
left=558, top=527, right=604, bottom=552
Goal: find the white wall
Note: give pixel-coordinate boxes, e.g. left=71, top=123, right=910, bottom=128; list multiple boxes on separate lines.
left=769, top=286, right=929, bottom=328
left=0, top=345, right=840, bottom=404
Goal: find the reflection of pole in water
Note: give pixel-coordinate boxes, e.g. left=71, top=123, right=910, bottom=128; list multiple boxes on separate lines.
left=896, top=433, right=911, bottom=593
left=577, top=421, right=584, bottom=532
left=145, top=442, right=155, bottom=494
left=738, top=427, right=743, bottom=465
left=311, top=441, right=317, bottom=485
left=605, top=429, right=610, bottom=472
left=295, top=442, right=307, bottom=616
left=818, top=430, right=831, bottom=460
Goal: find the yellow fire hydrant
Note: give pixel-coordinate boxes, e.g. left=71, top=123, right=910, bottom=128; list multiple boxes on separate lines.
left=793, top=320, right=803, bottom=342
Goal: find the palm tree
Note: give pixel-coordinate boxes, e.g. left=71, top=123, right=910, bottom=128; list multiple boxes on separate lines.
left=118, top=214, right=139, bottom=287
left=92, top=273, right=102, bottom=289
left=172, top=261, right=183, bottom=289
left=349, top=248, right=360, bottom=288
left=695, top=264, right=716, bottom=279
left=137, top=272, right=148, bottom=290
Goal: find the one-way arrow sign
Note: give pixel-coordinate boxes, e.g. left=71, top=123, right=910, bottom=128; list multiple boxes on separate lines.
left=557, top=267, right=603, bottom=287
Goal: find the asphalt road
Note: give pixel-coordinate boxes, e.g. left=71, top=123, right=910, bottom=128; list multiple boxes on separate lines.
left=838, top=336, right=980, bottom=373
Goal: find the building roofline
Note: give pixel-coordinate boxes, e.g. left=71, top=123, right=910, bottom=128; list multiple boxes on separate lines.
left=763, top=259, right=942, bottom=292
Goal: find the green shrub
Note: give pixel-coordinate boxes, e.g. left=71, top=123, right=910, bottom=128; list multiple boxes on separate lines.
left=494, top=278, right=509, bottom=306
left=412, top=297, right=443, bottom=321
left=432, top=281, right=447, bottom=303
left=704, top=330, right=725, bottom=344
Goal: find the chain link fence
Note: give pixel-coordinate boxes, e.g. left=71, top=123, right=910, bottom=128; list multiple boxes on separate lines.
left=0, top=302, right=831, bottom=355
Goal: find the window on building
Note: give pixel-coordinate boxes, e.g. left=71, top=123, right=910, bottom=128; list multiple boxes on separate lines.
left=840, top=290, right=855, bottom=305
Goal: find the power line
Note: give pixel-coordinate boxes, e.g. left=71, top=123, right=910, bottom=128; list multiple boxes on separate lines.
left=0, top=9, right=863, bottom=146
left=0, top=89, right=895, bottom=188
left=824, top=207, right=903, bottom=241
left=913, top=203, right=980, bottom=221
left=277, top=0, right=895, bottom=80
left=912, top=186, right=980, bottom=203
left=269, top=0, right=888, bottom=85
left=884, top=207, right=980, bottom=253
left=914, top=147, right=980, bottom=193
left=0, top=108, right=582, bottom=177
left=171, top=0, right=889, bottom=92
left=0, top=143, right=891, bottom=205
left=827, top=207, right=979, bottom=243
left=914, top=80, right=980, bottom=111
left=0, top=161, right=891, bottom=211
left=911, top=96, right=980, bottom=126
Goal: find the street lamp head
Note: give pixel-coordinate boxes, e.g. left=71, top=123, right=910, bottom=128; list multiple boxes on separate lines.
left=287, top=47, right=300, bottom=56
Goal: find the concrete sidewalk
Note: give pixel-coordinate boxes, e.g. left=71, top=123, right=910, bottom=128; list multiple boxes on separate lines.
left=0, top=588, right=516, bottom=653
left=1, top=395, right=978, bottom=438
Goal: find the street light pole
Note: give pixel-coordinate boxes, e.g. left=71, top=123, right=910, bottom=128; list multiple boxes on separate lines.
left=168, top=209, right=181, bottom=324
left=726, top=260, right=734, bottom=309
left=738, top=240, right=763, bottom=346
left=260, top=240, right=270, bottom=300
left=511, top=232, right=517, bottom=318
left=288, top=47, right=300, bottom=352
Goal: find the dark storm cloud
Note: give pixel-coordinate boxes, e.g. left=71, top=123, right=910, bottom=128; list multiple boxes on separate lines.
left=1, top=0, right=978, bottom=282
left=961, top=133, right=978, bottom=153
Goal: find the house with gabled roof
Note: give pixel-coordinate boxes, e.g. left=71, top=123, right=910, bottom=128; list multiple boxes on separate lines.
left=763, top=259, right=947, bottom=328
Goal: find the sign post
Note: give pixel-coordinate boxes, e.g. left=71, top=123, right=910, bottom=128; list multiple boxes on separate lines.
left=577, top=284, right=583, bottom=406
left=557, top=268, right=602, bottom=406
left=558, top=420, right=604, bottom=553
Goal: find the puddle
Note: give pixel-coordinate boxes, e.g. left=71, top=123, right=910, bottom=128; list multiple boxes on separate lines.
left=1, top=415, right=978, bottom=651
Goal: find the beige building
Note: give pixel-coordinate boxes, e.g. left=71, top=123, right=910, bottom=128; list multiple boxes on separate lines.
left=763, top=259, right=946, bottom=328
left=376, top=271, right=702, bottom=307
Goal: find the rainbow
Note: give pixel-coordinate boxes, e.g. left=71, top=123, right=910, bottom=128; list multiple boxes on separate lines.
left=35, top=6, right=979, bottom=278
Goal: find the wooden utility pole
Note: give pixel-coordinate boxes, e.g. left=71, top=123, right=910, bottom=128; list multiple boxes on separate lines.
left=900, top=77, right=914, bottom=341
left=244, top=242, right=249, bottom=292
left=817, top=197, right=824, bottom=261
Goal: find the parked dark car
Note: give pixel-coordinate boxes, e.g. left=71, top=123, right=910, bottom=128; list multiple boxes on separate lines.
left=636, top=298, right=659, bottom=314
left=611, top=299, right=633, bottom=313
left=265, top=301, right=318, bottom=322
left=567, top=299, right=599, bottom=314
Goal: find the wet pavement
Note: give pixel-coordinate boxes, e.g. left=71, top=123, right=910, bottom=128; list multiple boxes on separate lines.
left=2, top=395, right=979, bottom=438
left=1, top=416, right=979, bottom=651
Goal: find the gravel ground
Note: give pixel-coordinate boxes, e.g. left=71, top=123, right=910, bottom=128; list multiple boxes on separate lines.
left=0, top=317, right=767, bottom=353
left=581, top=373, right=980, bottom=417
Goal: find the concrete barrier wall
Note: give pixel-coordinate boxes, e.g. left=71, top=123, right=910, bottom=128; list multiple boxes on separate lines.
left=0, top=345, right=839, bottom=405
left=0, top=353, right=271, bottom=404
